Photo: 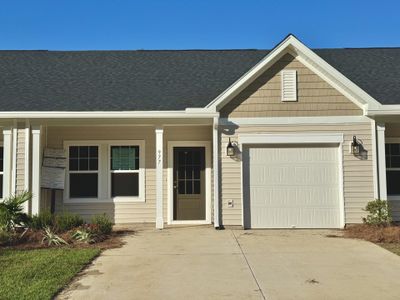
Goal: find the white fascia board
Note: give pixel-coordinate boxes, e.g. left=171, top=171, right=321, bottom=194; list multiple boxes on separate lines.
left=220, top=115, right=371, bottom=126
left=0, top=110, right=219, bottom=119
left=206, top=34, right=382, bottom=112
left=238, top=133, right=344, bottom=145
left=367, top=105, right=400, bottom=116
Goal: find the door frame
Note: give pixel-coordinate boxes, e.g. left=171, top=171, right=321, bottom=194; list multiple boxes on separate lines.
left=167, top=141, right=212, bottom=225
left=238, top=133, right=345, bottom=229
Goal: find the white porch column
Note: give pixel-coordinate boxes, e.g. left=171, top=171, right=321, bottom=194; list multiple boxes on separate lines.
left=377, top=123, right=387, bottom=200
left=155, top=127, right=164, bottom=229
left=213, top=117, right=220, bottom=228
left=31, top=126, right=42, bottom=215
left=2, top=128, right=13, bottom=200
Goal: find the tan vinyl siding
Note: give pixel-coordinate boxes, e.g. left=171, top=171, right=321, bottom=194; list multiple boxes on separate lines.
left=220, top=122, right=374, bottom=226
left=386, top=123, right=400, bottom=221
left=221, top=53, right=363, bottom=118
left=45, top=125, right=212, bottom=224
left=15, top=127, right=26, bottom=194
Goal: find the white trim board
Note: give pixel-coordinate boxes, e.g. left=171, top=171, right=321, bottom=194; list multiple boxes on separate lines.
left=220, top=116, right=371, bottom=126
left=167, top=141, right=212, bottom=225
left=206, top=34, right=381, bottom=112
left=238, top=133, right=344, bottom=145
left=0, top=111, right=219, bottom=119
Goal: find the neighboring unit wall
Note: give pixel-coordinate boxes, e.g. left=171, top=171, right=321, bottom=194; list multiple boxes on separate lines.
left=45, top=125, right=212, bottom=223
left=220, top=53, right=363, bottom=118
left=386, top=123, right=400, bottom=221
left=220, top=122, right=375, bottom=226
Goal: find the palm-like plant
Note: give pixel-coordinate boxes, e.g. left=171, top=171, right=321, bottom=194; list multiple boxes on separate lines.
left=41, top=226, right=68, bottom=246
left=0, top=191, right=32, bottom=232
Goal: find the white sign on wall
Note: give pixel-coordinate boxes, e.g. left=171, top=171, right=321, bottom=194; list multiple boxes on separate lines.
left=41, top=148, right=66, bottom=190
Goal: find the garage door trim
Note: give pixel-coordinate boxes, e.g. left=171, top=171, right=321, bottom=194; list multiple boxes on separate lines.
left=238, top=133, right=345, bottom=228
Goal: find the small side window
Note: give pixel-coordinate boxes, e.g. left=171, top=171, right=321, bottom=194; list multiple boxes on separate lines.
left=281, top=70, right=297, bottom=102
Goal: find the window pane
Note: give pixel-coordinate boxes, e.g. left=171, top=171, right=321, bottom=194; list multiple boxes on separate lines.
left=79, top=146, right=89, bottom=158
left=69, top=158, right=79, bottom=171
left=391, top=144, right=400, bottom=155
left=178, top=180, right=185, bottom=194
left=193, top=180, right=200, bottom=194
left=111, top=146, right=139, bottom=170
left=89, top=158, right=98, bottom=170
left=387, top=171, right=400, bottom=195
left=392, top=156, right=400, bottom=168
left=186, top=181, right=193, bottom=194
left=79, top=158, right=88, bottom=170
left=111, top=173, right=139, bottom=197
left=70, top=173, right=98, bottom=198
left=69, top=146, right=79, bottom=158
left=0, top=174, right=3, bottom=198
left=89, top=146, right=98, bottom=157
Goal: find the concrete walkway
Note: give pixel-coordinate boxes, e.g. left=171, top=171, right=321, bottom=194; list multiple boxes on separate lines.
left=57, top=226, right=400, bottom=300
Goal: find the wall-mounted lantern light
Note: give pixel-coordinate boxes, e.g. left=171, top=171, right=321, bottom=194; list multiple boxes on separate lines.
left=351, top=135, right=361, bottom=155
left=227, top=138, right=235, bottom=157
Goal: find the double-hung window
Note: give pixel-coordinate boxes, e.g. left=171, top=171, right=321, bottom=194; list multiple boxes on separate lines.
left=68, top=146, right=99, bottom=198
left=110, top=145, right=141, bottom=199
left=386, top=143, right=400, bottom=197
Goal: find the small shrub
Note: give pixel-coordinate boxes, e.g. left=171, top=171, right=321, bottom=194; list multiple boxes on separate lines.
left=0, top=191, right=32, bottom=231
left=73, top=229, right=96, bottom=244
left=363, top=199, right=391, bottom=226
left=29, top=211, right=54, bottom=230
left=54, top=212, right=84, bottom=232
left=91, top=214, right=113, bottom=235
left=41, top=226, right=68, bottom=246
left=0, top=230, right=13, bottom=245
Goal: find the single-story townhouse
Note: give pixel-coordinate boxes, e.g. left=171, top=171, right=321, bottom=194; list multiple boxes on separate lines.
left=0, top=34, right=399, bottom=229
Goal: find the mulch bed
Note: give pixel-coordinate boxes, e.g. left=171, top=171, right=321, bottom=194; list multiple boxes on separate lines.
left=0, top=229, right=134, bottom=251
left=344, top=224, right=400, bottom=243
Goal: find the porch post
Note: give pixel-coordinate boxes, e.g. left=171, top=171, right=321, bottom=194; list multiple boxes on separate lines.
left=2, top=128, right=13, bottom=200
left=155, top=127, right=164, bottom=229
left=213, top=117, right=220, bottom=228
left=377, top=123, right=387, bottom=200
left=31, top=126, right=42, bottom=215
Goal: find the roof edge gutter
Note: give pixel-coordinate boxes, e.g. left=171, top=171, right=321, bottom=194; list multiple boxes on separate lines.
left=0, top=110, right=219, bottom=119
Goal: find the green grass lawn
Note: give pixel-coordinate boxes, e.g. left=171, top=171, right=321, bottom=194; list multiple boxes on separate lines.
left=0, top=247, right=100, bottom=300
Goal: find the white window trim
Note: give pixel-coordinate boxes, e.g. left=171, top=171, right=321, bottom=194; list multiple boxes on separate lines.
left=108, top=141, right=145, bottom=203
left=63, top=140, right=146, bottom=204
left=281, top=69, right=297, bottom=102
left=385, top=138, right=400, bottom=200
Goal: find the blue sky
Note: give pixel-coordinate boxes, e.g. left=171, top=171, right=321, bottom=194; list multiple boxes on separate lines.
left=0, top=0, right=399, bottom=50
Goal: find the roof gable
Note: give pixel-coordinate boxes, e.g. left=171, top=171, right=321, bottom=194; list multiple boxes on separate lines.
left=207, top=35, right=382, bottom=112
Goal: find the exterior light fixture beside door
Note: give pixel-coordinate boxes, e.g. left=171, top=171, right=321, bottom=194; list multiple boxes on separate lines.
left=226, top=138, right=235, bottom=157
left=350, top=135, right=361, bottom=155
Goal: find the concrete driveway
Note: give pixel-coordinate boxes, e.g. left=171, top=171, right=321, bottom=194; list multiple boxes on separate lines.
left=58, top=226, right=400, bottom=300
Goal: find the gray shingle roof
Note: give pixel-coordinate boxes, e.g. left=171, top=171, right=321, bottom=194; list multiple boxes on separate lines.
left=0, top=48, right=399, bottom=111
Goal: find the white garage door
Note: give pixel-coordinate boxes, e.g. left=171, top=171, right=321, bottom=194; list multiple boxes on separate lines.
left=244, top=145, right=341, bottom=228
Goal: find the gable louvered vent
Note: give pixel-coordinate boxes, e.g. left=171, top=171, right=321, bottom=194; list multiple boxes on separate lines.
left=281, top=70, right=297, bottom=101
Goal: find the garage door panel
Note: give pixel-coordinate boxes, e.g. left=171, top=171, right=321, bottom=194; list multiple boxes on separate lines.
left=245, top=145, right=341, bottom=228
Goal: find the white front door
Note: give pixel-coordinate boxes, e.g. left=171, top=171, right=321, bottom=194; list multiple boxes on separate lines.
left=243, top=144, right=341, bottom=228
